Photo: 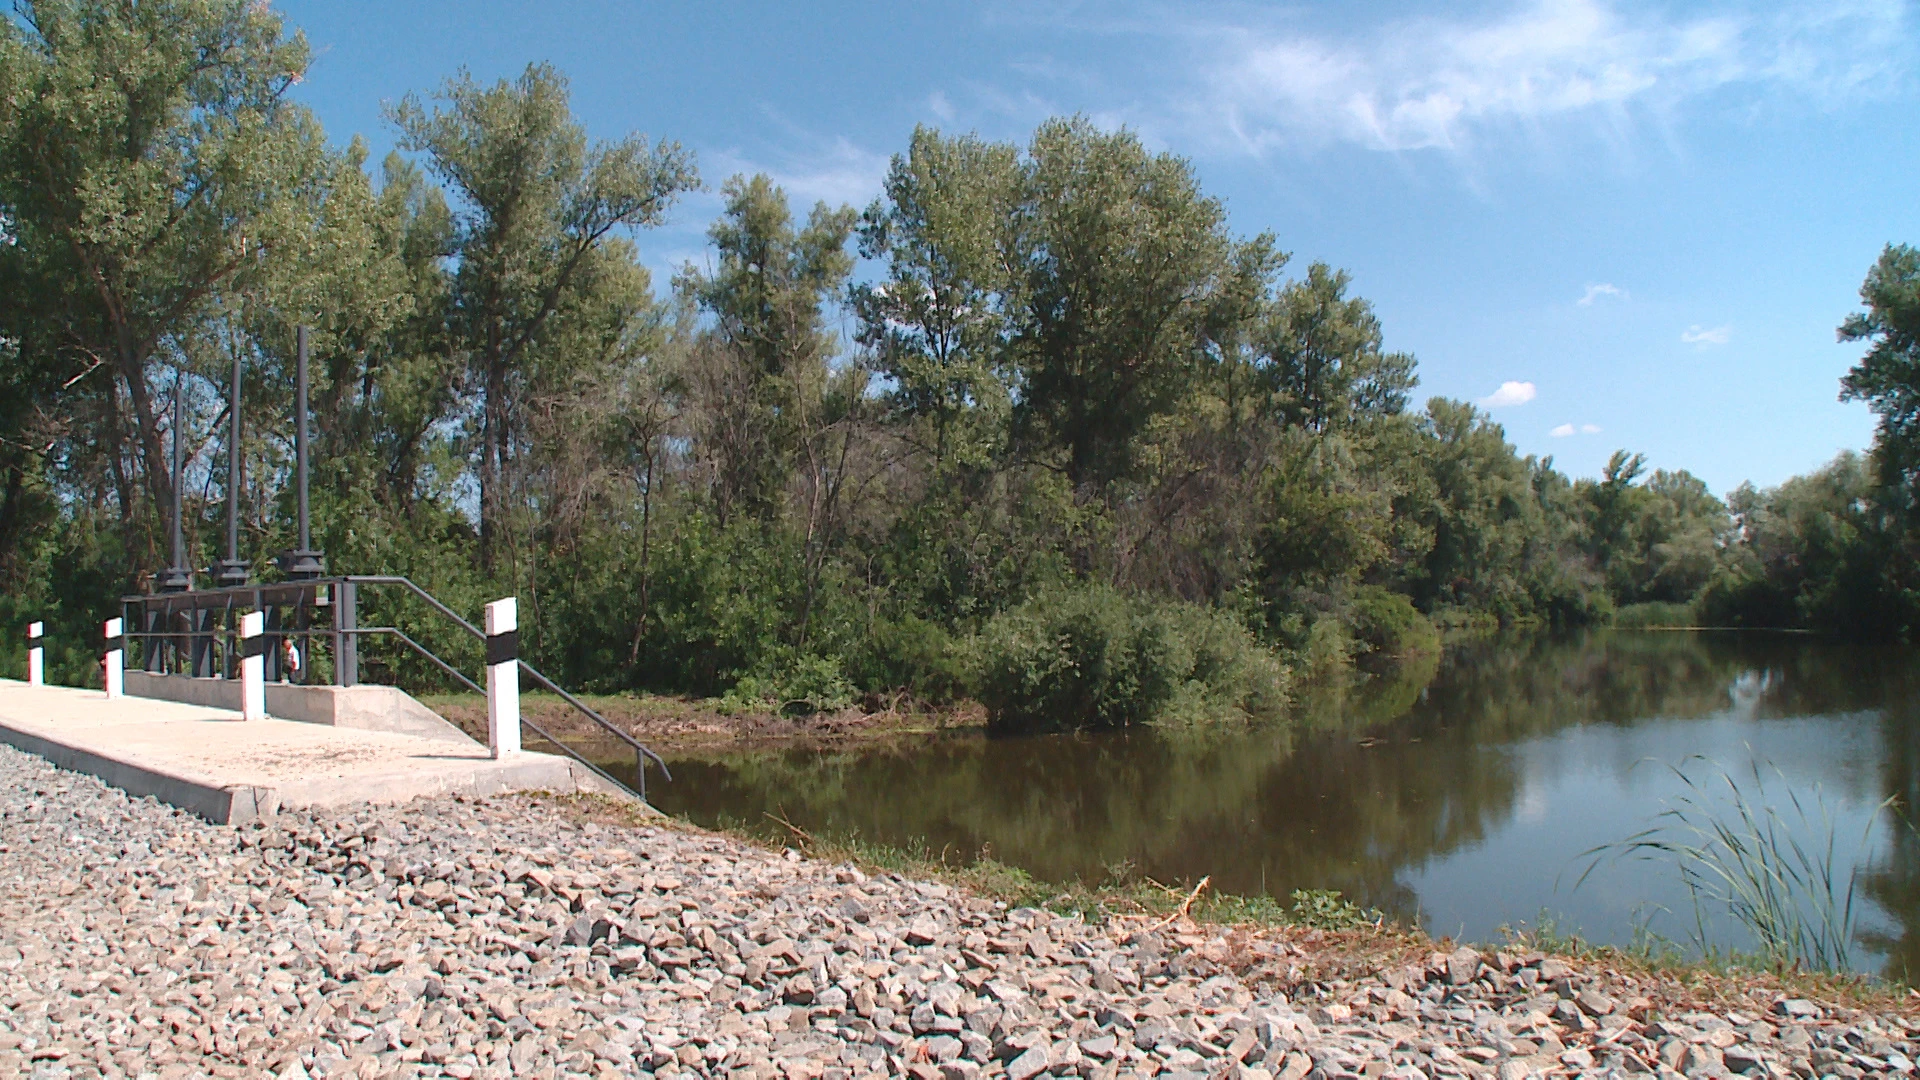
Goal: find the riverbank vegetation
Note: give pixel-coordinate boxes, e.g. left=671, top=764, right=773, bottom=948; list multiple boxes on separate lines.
left=4, top=1, right=1919, bottom=731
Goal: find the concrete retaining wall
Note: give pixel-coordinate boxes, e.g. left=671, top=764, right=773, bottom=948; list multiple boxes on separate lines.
left=124, top=673, right=480, bottom=747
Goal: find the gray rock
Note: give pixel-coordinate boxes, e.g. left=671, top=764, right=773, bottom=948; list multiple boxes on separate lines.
left=1007, top=1044, right=1051, bottom=1080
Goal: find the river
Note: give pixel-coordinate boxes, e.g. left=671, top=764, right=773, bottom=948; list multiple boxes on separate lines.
left=638, top=631, right=1920, bottom=978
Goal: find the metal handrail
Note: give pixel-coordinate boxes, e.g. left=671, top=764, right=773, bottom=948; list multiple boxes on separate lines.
left=348, top=627, right=483, bottom=695
left=119, top=573, right=672, bottom=802
left=327, top=625, right=646, bottom=798
left=339, top=576, right=672, bottom=779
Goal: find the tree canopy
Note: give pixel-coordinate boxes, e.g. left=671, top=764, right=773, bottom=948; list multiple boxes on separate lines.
left=1, top=1, right=1912, bottom=725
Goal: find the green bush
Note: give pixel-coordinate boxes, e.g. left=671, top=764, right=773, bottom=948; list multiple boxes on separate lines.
left=1347, top=585, right=1440, bottom=657
left=966, top=585, right=1289, bottom=733
left=1612, top=600, right=1698, bottom=628
left=843, top=614, right=967, bottom=704
left=717, top=651, right=856, bottom=716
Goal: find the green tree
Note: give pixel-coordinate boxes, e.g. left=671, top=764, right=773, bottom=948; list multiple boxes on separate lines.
left=0, top=0, right=327, bottom=557
left=1700, top=454, right=1897, bottom=631
left=390, top=63, right=697, bottom=568
left=1840, top=244, right=1920, bottom=502
left=679, top=174, right=857, bottom=525
left=1008, top=117, right=1265, bottom=494
left=1260, top=262, right=1417, bottom=432
left=853, top=127, right=1019, bottom=469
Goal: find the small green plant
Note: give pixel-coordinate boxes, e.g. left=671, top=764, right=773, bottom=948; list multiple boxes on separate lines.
left=1579, top=755, right=1888, bottom=974
left=1287, top=888, right=1383, bottom=931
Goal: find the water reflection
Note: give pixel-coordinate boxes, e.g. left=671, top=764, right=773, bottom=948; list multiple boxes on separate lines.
left=639, top=631, right=1920, bottom=978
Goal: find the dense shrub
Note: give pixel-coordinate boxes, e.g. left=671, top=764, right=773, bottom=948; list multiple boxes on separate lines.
left=966, top=585, right=1289, bottom=733
left=843, top=615, right=967, bottom=705
left=1347, top=585, right=1440, bottom=658
left=717, top=651, right=857, bottom=716
left=1612, top=601, right=1698, bottom=628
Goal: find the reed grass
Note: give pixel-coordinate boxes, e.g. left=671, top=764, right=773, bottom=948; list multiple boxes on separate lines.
left=1580, top=754, right=1891, bottom=974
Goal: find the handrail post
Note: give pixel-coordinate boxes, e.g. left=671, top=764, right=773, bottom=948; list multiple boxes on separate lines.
left=484, top=597, right=520, bottom=758
left=335, top=580, right=357, bottom=687
left=102, top=618, right=123, bottom=699
left=240, top=611, right=265, bottom=720
left=26, top=622, right=42, bottom=687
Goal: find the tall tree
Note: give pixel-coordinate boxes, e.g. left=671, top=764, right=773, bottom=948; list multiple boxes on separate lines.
left=1839, top=243, right=1920, bottom=503
left=0, top=0, right=328, bottom=555
left=1008, top=117, right=1263, bottom=494
left=853, top=127, right=1019, bottom=468
left=1260, top=262, right=1417, bottom=432
left=390, top=63, right=697, bottom=567
left=679, top=174, right=857, bottom=525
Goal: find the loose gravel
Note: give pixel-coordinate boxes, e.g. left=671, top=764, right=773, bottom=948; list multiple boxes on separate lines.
left=0, top=741, right=1914, bottom=1080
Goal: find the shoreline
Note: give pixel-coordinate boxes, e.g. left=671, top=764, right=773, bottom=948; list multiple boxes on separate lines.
left=2, top=743, right=1916, bottom=1080
left=419, top=691, right=989, bottom=756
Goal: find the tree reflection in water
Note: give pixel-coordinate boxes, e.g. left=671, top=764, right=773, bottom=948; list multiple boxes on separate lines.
left=638, top=631, right=1920, bottom=976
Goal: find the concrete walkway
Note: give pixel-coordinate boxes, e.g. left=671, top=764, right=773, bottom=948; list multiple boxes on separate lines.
left=0, top=679, right=621, bottom=824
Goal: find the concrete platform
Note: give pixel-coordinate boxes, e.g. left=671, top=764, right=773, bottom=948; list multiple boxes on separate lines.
left=125, top=671, right=476, bottom=744
left=0, top=679, right=629, bottom=824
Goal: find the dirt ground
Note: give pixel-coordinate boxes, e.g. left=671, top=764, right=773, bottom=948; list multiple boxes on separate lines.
left=420, top=690, right=986, bottom=754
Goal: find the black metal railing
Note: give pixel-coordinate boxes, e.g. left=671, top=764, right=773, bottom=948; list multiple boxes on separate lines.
left=119, top=575, right=671, bottom=801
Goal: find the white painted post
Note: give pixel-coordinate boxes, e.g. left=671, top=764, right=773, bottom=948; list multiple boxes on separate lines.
left=26, top=622, right=43, bottom=687
left=484, top=597, right=520, bottom=758
left=102, top=617, right=123, bottom=699
left=240, top=611, right=265, bottom=721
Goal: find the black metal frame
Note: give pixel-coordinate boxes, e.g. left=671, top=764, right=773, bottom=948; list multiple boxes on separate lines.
left=118, top=574, right=671, bottom=801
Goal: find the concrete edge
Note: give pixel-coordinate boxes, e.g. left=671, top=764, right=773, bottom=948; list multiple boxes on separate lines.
left=0, top=719, right=276, bottom=826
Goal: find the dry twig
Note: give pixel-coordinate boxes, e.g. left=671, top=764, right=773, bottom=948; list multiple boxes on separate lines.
left=1147, top=875, right=1211, bottom=932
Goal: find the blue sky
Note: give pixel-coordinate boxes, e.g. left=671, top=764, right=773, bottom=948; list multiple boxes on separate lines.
left=276, top=0, right=1920, bottom=493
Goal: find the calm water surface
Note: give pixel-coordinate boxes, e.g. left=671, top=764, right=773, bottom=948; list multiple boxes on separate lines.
left=640, top=632, right=1920, bottom=977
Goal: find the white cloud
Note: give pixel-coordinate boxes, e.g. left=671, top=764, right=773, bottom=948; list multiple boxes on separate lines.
left=1192, top=0, right=1909, bottom=154
left=1481, top=380, right=1538, bottom=408
left=929, top=91, right=956, bottom=123
left=1681, top=324, right=1731, bottom=346
left=1582, top=423, right=1603, bottom=434
left=708, top=136, right=890, bottom=208
left=1551, top=420, right=1605, bottom=436
left=1578, top=283, right=1628, bottom=306
left=1550, top=423, right=1576, bottom=437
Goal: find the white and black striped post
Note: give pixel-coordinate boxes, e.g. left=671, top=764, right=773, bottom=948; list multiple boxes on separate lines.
left=239, top=611, right=265, bottom=721
left=484, top=597, right=520, bottom=758
left=102, top=617, right=123, bottom=699
left=26, top=622, right=43, bottom=687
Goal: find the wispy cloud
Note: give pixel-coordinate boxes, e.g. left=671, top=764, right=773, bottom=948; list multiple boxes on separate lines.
left=708, top=135, right=890, bottom=208
left=928, top=91, right=956, bottom=123
left=1191, top=0, right=1909, bottom=154
left=1482, top=380, right=1538, bottom=408
left=1551, top=421, right=1605, bottom=436
left=1578, top=283, right=1628, bottom=306
left=1682, top=324, right=1731, bottom=346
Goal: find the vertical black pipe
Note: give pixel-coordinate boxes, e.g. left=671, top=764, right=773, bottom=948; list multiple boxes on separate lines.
left=227, top=352, right=241, bottom=564
left=296, top=325, right=310, bottom=555
left=158, top=373, right=192, bottom=593
left=213, top=350, right=248, bottom=588
left=171, top=379, right=185, bottom=570
left=278, top=326, right=323, bottom=580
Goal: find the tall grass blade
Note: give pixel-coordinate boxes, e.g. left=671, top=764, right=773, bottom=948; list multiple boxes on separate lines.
left=1576, top=753, right=1892, bottom=974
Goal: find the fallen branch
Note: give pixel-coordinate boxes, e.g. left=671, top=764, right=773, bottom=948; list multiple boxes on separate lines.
left=764, top=810, right=815, bottom=850
left=1147, top=876, right=1211, bottom=932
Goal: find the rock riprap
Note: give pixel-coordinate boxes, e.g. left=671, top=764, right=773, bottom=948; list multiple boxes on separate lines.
left=0, top=742, right=1912, bottom=1080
